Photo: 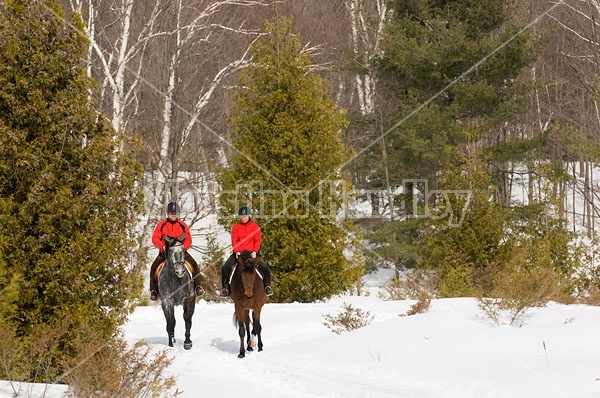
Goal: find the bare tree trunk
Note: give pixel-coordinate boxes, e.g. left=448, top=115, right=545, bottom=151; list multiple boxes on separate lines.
left=346, top=0, right=387, bottom=114
left=591, top=164, right=596, bottom=237
left=71, top=0, right=271, bottom=249
left=585, top=161, right=592, bottom=237
left=346, top=0, right=389, bottom=217
left=370, top=192, right=380, bottom=217
left=573, top=163, right=577, bottom=232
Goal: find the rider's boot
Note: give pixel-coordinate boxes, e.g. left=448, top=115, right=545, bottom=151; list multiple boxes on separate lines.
left=221, top=264, right=231, bottom=297
left=259, top=262, right=273, bottom=296
left=220, top=283, right=230, bottom=297
left=149, top=255, right=164, bottom=302
left=150, top=276, right=158, bottom=301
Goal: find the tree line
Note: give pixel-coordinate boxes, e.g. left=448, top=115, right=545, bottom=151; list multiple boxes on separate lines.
left=56, top=0, right=600, bottom=245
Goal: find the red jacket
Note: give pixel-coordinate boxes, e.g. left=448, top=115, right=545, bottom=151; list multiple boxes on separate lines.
left=152, top=218, right=192, bottom=253
left=231, top=219, right=261, bottom=253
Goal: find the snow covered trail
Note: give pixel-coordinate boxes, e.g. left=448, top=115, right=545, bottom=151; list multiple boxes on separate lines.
left=2, top=294, right=599, bottom=397
left=123, top=297, right=426, bottom=398
left=122, top=296, right=600, bottom=398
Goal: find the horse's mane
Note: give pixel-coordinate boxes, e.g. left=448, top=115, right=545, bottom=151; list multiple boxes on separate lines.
left=165, top=235, right=184, bottom=250
left=239, top=249, right=252, bottom=261
left=238, top=250, right=259, bottom=269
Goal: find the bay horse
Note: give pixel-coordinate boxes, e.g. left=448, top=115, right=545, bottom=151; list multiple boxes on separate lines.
left=229, top=250, right=268, bottom=358
left=157, top=234, right=195, bottom=349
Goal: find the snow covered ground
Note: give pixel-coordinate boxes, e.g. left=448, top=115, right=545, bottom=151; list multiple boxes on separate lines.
left=3, top=268, right=598, bottom=398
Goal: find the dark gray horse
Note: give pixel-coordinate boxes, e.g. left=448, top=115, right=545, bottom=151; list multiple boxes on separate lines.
left=158, top=234, right=195, bottom=349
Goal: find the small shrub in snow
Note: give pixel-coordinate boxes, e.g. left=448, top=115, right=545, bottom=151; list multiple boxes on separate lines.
left=0, top=322, right=179, bottom=397
left=64, top=331, right=179, bottom=398
left=403, top=292, right=431, bottom=316
left=477, top=263, right=558, bottom=326
left=379, top=270, right=436, bottom=301
left=378, top=277, right=407, bottom=301
left=322, top=302, right=374, bottom=334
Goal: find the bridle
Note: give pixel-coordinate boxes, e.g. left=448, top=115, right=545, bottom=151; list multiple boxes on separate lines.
left=167, top=240, right=187, bottom=278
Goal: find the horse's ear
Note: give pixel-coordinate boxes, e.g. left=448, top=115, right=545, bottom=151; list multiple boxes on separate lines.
left=179, top=232, right=186, bottom=242
left=164, top=236, right=174, bottom=246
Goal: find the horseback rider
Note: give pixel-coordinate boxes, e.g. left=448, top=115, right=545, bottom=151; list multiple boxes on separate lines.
left=149, top=202, right=204, bottom=301
left=221, top=206, right=273, bottom=297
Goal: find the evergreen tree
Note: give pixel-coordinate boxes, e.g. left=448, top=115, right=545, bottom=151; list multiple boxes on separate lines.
left=0, top=0, right=144, bottom=380
left=419, top=151, right=585, bottom=300
left=218, top=17, right=363, bottom=303
left=374, top=0, right=536, bottom=182
left=418, top=152, right=514, bottom=297
left=360, top=0, right=539, bottom=285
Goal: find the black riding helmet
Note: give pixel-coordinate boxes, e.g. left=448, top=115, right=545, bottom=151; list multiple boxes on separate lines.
left=167, top=202, right=180, bottom=215
left=238, top=206, right=250, bottom=216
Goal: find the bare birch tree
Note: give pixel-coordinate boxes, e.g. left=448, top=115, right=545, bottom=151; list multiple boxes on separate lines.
left=346, top=0, right=387, bottom=115
left=65, top=0, right=271, bottom=254
left=346, top=0, right=391, bottom=217
left=140, top=0, right=269, bottom=249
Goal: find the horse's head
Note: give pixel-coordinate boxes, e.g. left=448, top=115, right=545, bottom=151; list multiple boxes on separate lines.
left=165, top=234, right=187, bottom=278
left=237, top=250, right=259, bottom=298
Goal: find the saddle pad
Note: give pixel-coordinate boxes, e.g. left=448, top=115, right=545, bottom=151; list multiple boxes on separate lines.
left=156, top=261, right=194, bottom=278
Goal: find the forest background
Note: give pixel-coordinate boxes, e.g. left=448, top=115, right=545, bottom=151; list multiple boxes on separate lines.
left=72, top=0, right=600, bottom=299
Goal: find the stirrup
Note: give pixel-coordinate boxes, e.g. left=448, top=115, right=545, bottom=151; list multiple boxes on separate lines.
left=220, top=287, right=229, bottom=297
left=195, top=286, right=205, bottom=297
left=265, top=286, right=273, bottom=296
left=150, top=290, right=158, bottom=301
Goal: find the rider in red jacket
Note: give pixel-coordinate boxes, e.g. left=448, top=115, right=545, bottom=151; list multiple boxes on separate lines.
left=220, top=206, right=273, bottom=297
left=149, top=202, right=204, bottom=300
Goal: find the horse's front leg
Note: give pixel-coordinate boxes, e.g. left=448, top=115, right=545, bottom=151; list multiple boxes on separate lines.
left=252, top=311, right=263, bottom=352
left=237, top=316, right=246, bottom=358
left=162, top=304, right=176, bottom=347
left=182, top=298, right=194, bottom=350
left=245, top=310, right=253, bottom=352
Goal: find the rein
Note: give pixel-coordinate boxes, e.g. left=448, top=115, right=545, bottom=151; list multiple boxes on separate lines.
left=228, top=265, right=261, bottom=283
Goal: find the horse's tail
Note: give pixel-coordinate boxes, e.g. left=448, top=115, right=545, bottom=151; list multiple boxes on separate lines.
left=232, top=312, right=253, bottom=327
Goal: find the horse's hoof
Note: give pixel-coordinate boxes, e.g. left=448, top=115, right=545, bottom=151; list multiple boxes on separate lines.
left=238, top=353, right=245, bottom=358
left=184, top=342, right=192, bottom=350
left=258, top=347, right=263, bottom=352
left=247, top=346, right=254, bottom=352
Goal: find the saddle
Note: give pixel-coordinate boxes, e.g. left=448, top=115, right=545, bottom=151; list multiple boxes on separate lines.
left=155, top=260, right=194, bottom=278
